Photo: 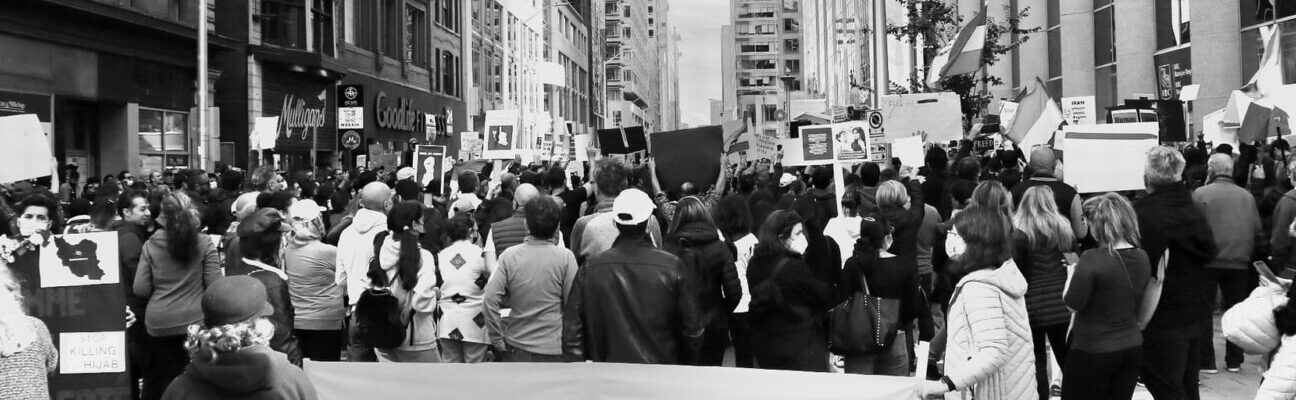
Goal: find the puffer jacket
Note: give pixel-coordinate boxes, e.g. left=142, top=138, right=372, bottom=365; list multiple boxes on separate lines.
left=1223, top=283, right=1289, bottom=354
left=944, top=259, right=1038, bottom=400
left=1010, top=230, right=1070, bottom=328
left=1257, top=335, right=1296, bottom=400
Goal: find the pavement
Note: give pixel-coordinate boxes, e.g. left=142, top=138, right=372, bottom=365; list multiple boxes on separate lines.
left=1131, top=314, right=1261, bottom=400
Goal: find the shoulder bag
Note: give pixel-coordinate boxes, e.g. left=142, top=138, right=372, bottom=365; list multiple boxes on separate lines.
left=829, top=266, right=901, bottom=355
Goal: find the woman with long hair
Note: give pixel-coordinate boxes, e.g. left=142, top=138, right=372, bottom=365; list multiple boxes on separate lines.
left=714, top=194, right=759, bottom=368
left=436, top=213, right=488, bottom=363
left=746, top=210, right=834, bottom=372
left=918, top=207, right=1036, bottom=399
left=368, top=200, right=441, bottom=362
left=837, top=216, right=934, bottom=375
left=664, top=196, right=741, bottom=366
left=133, top=192, right=222, bottom=400
left=0, top=264, right=57, bottom=399
left=1061, top=193, right=1149, bottom=400
left=1012, top=185, right=1076, bottom=399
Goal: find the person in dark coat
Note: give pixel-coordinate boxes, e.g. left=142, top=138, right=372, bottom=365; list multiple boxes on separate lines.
left=1133, top=146, right=1218, bottom=400
left=1011, top=185, right=1077, bottom=399
left=663, top=197, right=742, bottom=366
left=231, top=208, right=303, bottom=366
left=746, top=210, right=835, bottom=372
left=113, top=191, right=153, bottom=400
left=922, top=146, right=954, bottom=220
left=838, top=216, right=935, bottom=375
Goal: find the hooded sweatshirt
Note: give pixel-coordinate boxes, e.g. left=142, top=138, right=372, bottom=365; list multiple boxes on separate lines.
left=375, top=235, right=440, bottom=351
left=336, top=208, right=388, bottom=305
left=943, top=260, right=1036, bottom=400
left=664, top=221, right=742, bottom=325
left=162, top=344, right=317, bottom=400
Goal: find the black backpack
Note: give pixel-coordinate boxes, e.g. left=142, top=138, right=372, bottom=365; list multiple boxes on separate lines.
left=353, top=232, right=414, bottom=349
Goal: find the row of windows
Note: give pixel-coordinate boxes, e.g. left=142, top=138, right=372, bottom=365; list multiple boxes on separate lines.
left=338, top=0, right=461, bottom=97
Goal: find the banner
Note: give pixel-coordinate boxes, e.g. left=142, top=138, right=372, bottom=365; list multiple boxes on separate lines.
left=1060, top=96, right=1096, bottom=126
left=1063, top=123, right=1160, bottom=193
left=413, top=145, right=447, bottom=191
left=650, top=126, right=724, bottom=198
left=0, top=114, right=55, bottom=184
left=482, top=109, right=521, bottom=159
left=9, top=232, right=129, bottom=398
left=305, top=361, right=918, bottom=400
left=878, top=92, right=963, bottom=143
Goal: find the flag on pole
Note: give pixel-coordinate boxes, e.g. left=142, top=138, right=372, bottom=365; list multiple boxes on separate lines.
left=1005, top=78, right=1065, bottom=159
left=927, top=8, right=987, bottom=87
left=1242, top=25, right=1282, bottom=100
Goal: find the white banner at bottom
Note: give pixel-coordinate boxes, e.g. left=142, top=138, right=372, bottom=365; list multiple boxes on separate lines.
left=305, top=360, right=920, bottom=400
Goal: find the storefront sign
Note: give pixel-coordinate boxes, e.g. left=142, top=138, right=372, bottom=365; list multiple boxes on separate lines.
left=262, top=70, right=335, bottom=153
left=337, top=85, right=364, bottom=130
left=0, top=90, right=52, bottom=121
left=376, top=92, right=426, bottom=133
left=341, top=130, right=362, bottom=150
left=278, top=93, right=327, bottom=140
left=1155, top=47, right=1192, bottom=100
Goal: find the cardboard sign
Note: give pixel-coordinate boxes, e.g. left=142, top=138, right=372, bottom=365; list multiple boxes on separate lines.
left=597, top=127, right=649, bottom=156
left=878, top=92, right=963, bottom=143
left=482, top=109, right=521, bottom=159
left=891, top=135, right=925, bottom=168
left=1063, top=123, right=1160, bottom=193
left=8, top=232, right=128, bottom=398
left=649, top=126, right=725, bottom=198
left=458, top=132, right=483, bottom=160
left=413, top=145, right=447, bottom=189
left=0, top=114, right=55, bottom=184
left=573, top=134, right=592, bottom=161
left=251, top=116, right=280, bottom=151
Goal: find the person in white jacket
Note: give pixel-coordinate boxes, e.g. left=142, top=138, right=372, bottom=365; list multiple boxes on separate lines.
left=335, top=182, right=393, bottom=362
left=370, top=200, right=441, bottom=363
left=918, top=207, right=1037, bottom=400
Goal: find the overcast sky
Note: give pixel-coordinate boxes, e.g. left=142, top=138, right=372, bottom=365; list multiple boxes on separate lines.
left=672, top=0, right=728, bottom=128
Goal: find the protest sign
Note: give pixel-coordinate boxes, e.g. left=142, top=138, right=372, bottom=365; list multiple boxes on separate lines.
left=458, top=132, right=483, bottom=160
left=878, top=92, right=963, bottom=143
left=413, top=145, right=447, bottom=191
left=891, top=135, right=925, bottom=168
left=0, top=114, right=55, bottom=184
left=251, top=116, right=280, bottom=151
left=597, top=126, right=649, bottom=156
left=573, top=134, right=592, bottom=161
left=832, top=121, right=869, bottom=162
left=482, top=109, right=521, bottom=159
left=649, top=126, right=725, bottom=198
left=799, top=125, right=835, bottom=164
left=998, top=101, right=1020, bottom=133
left=751, top=131, right=780, bottom=161
left=1060, top=96, right=1096, bottom=125
left=8, top=232, right=128, bottom=398
left=306, top=360, right=918, bottom=400
left=1063, top=123, right=1159, bottom=193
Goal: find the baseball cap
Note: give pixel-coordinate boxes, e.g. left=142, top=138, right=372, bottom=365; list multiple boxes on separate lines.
left=612, top=188, right=655, bottom=225
left=288, top=199, right=325, bottom=220
left=396, top=167, right=416, bottom=181
left=778, top=173, right=797, bottom=188
left=237, top=208, right=292, bottom=237
left=231, top=191, right=260, bottom=218
left=202, top=276, right=274, bottom=326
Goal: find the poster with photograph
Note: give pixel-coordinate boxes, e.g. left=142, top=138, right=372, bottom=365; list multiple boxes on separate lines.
left=832, top=121, right=869, bottom=162
left=482, top=109, right=521, bottom=159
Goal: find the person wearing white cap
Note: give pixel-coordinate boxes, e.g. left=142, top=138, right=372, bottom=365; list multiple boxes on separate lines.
left=284, top=200, right=343, bottom=362
left=569, top=159, right=664, bottom=264
left=562, top=189, right=704, bottom=365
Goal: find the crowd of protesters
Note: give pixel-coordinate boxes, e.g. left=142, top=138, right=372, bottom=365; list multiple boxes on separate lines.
left=1, top=135, right=1296, bottom=400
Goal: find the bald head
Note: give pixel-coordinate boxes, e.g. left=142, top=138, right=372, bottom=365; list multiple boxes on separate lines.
left=514, top=183, right=540, bottom=209
left=1028, top=146, right=1057, bottom=176
left=1207, top=153, right=1234, bottom=180
left=359, top=182, right=393, bottom=211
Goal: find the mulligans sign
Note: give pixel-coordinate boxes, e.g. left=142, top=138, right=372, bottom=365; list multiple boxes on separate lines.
left=278, top=92, right=327, bottom=140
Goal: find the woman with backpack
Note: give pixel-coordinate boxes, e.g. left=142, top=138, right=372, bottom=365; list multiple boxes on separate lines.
left=714, top=194, right=759, bottom=368
left=133, top=192, right=222, bottom=400
left=436, top=213, right=488, bottom=363
left=663, top=197, right=741, bottom=366
left=1061, top=193, right=1149, bottom=400
left=836, top=217, right=934, bottom=375
left=746, top=210, right=835, bottom=372
left=1011, top=185, right=1077, bottom=399
left=366, top=200, right=441, bottom=362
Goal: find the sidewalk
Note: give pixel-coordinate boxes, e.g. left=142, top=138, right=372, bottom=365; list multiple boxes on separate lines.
left=1131, top=314, right=1260, bottom=400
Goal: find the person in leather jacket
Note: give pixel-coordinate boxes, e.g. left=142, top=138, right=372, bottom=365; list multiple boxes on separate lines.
left=563, top=189, right=704, bottom=365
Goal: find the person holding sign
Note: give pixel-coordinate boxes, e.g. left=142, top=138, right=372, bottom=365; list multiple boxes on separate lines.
left=0, top=263, right=57, bottom=400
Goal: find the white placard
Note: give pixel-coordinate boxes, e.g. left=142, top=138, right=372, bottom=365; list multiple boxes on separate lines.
left=573, top=134, right=591, bottom=161
left=1060, top=96, right=1097, bottom=126
left=252, top=116, right=280, bottom=151
left=39, top=232, right=120, bottom=288
left=1063, top=123, right=1160, bottom=193
left=59, top=331, right=127, bottom=374
left=891, top=135, right=925, bottom=168
left=337, top=107, right=363, bottom=129
left=878, top=92, right=963, bottom=143
left=999, top=101, right=1020, bottom=131
left=0, top=114, right=55, bottom=184
left=1179, top=84, right=1201, bottom=102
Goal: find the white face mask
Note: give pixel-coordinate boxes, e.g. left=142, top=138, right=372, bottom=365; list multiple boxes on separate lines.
left=945, top=228, right=967, bottom=259
left=17, top=218, right=49, bottom=237
left=786, top=234, right=809, bottom=255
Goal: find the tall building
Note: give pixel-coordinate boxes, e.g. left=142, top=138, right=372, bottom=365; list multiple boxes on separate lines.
left=545, top=0, right=592, bottom=159
left=469, top=0, right=548, bottom=155
left=720, top=24, right=737, bottom=122
left=650, top=0, right=682, bottom=131
left=603, top=0, right=659, bottom=131
left=588, top=0, right=608, bottom=130
left=727, top=0, right=805, bottom=138
left=801, top=0, right=866, bottom=113
left=710, top=98, right=726, bottom=125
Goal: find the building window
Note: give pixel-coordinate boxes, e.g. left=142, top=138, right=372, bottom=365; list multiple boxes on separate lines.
left=138, top=109, right=190, bottom=170
left=1241, top=0, right=1296, bottom=28
left=349, top=0, right=377, bottom=50
left=1095, top=65, right=1117, bottom=121
left=740, top=42, right=773, bottom=53
left=1047, top=28, right=1061, bottom=80
left=442, top=51, right=458, bottom=97
left=762, top=104, right=778, bottom=121
left=438, top=0, right=460, bottom=33
left=1094, top=5, right=1116, bottom=65
left=1241, top=21, right=1296, bottom=85
left=263, top=0, right=306, bottom=50
left=784, top=59, right=800, bottom=75
left=312, top=0, right=335, bottom=56
left=406, top=3, right=428, bottom=67
left=383, top=0, right=402, bottom=57
left=783, top=18, right=799, bottom=32
left=1155, top=0, right=1190, bottom=49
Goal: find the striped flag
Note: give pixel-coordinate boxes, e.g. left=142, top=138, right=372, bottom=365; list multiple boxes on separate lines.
left=1243, top=25, right=1282, bottom=100
left=927, top=8, right=987, bottom=87
left=1005, top=78, right=1065, bottom=160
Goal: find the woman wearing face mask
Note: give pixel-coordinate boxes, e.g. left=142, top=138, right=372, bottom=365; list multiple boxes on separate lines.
left=746, top=210, right=835, bottom=372
left=369, top=201, right=442, bottom=362
left=134, top=192, right=222, bottom=400
left=284, top=201, right=343, bottom=362
left=837, top=217, right=934, bottom=375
